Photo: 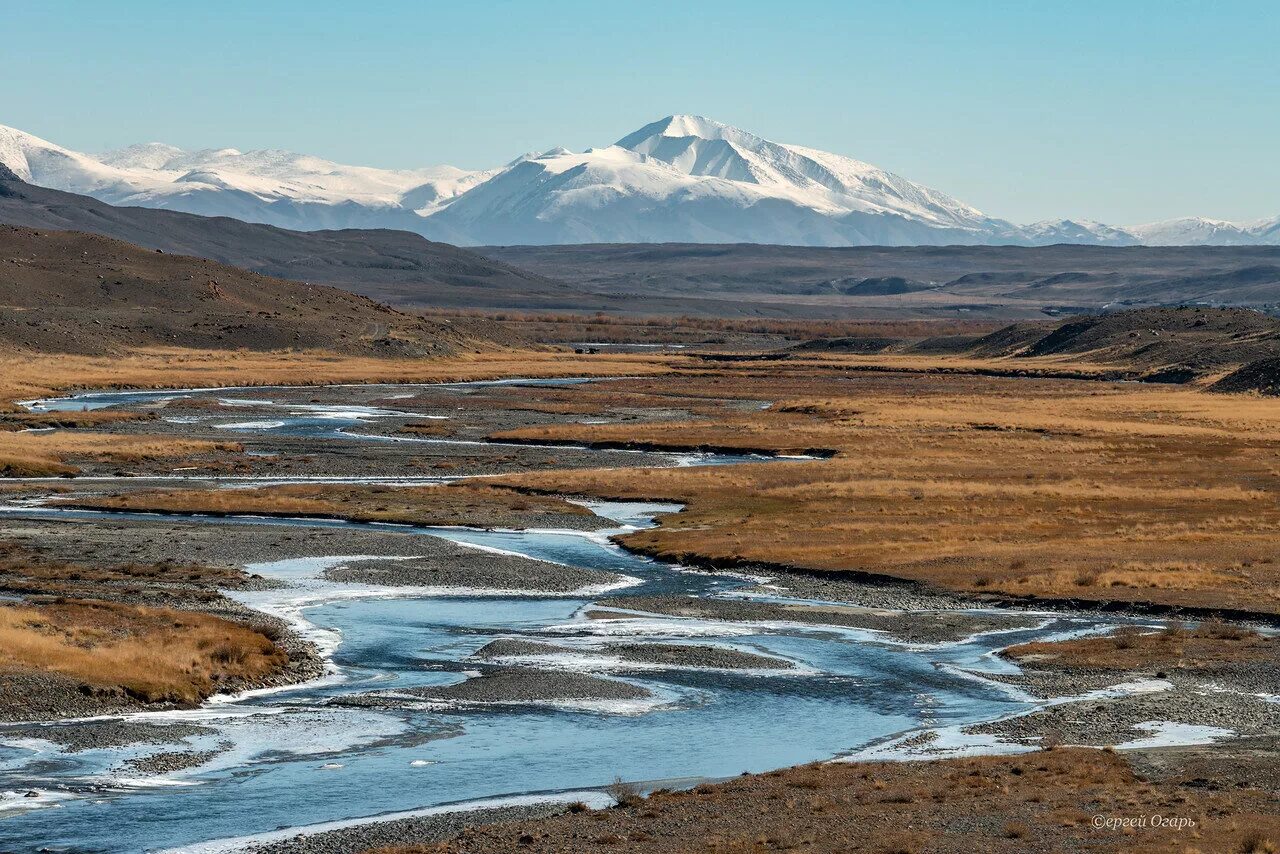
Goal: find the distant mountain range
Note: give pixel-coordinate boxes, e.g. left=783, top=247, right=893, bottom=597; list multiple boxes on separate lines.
left=3, top=117, right=1276, bottom=247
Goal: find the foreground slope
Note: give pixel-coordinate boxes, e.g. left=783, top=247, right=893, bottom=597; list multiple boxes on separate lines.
left=0, top=225, right=512, bottom=355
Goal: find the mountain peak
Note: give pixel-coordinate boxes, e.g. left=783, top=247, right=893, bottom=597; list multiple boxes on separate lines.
left=656, top=114, right=735, bottom=138
left=616, top=115, right=755, bottom=149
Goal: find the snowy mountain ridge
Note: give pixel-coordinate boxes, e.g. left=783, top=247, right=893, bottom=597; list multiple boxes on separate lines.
left=1, top=117, right=1274, bottom=247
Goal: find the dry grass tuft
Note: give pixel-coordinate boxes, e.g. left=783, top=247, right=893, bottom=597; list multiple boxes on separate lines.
left=1240, top=832, right=1280, bottom=854
left=607, top=777, right=646, bottom=808
left=1003, top=821, right=1030, bottom=839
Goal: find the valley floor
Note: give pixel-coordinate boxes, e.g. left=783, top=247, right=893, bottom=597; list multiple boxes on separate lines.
left=1, top=345, right=1279, bottom=852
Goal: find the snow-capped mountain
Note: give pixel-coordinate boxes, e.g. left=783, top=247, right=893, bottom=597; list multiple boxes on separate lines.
left=1127, top=216, right=1280, bottom=246
left=1019, top=219, right=1141, bottom=246
left=0, top=124, right=492, bottom=233
left=2, top=118, right=1275, bottom=247
left=427, top=116, right=1023, bottom=246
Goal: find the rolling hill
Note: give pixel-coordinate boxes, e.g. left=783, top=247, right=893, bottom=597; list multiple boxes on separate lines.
left=0, top=225, right=515, bottom=355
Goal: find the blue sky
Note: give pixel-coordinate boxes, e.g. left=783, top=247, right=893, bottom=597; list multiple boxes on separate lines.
left=3, top=0, right=1276, bottom=224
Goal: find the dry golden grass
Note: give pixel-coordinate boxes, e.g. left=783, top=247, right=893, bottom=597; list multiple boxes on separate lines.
left=494, top=367, right=1280, bottom=614
left=0, top=430, right=241, bottom=477
left=61, top=482, right=594, bottom=529
left=0, top=600, right=286, bottom=704
left=447, top=381, right=763, bottom=420
left=1004, top=622, right=1272, bottom=670
left=398, top=420, right=455, bottom=437
left=10, top=346, right=1280, bottom=615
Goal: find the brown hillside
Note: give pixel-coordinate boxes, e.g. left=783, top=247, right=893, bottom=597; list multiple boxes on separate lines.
left=0, top=225, right=514, bottom=356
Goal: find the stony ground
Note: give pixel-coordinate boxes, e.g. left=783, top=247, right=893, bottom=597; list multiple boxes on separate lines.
left=252, top=747, right=1280, bottom=854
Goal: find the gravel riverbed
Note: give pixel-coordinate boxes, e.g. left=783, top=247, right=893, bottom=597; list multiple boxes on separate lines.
left=326, top=552, right=626, bottom=594
left=473, top=638, right=796, bottom=670
left=962, top=652, right=1280, bottom=748
left=244, top=802, right=573, bottom=854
